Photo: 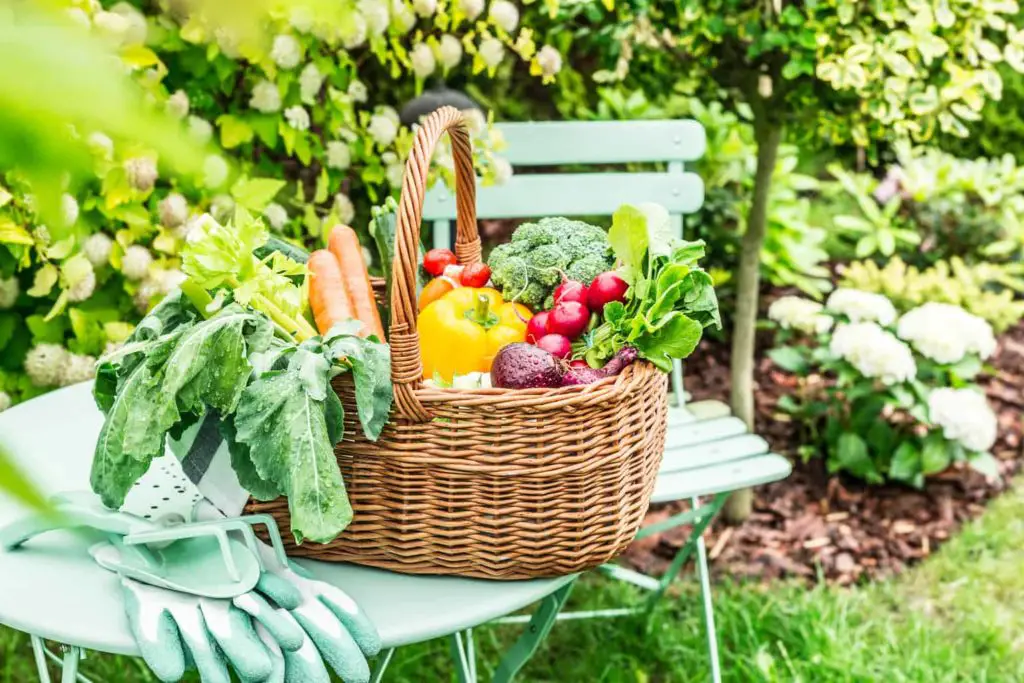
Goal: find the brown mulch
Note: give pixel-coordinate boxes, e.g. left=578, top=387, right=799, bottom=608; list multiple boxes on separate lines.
left=623, top=319, right=1024, bottom=585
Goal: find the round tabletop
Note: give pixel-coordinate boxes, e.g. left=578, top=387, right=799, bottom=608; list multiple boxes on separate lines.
left=0, top=383, right=572, bottom=656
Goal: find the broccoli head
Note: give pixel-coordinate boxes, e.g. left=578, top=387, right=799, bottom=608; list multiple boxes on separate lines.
left=487, top=217, right=614, bottom=310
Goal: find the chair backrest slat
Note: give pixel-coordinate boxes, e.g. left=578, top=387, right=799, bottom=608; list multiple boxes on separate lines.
left=496, top=120, right=706, bottom=165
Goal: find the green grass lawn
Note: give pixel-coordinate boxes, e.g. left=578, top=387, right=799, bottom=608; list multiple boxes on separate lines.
left=5, top=483, right=1023, bottom=683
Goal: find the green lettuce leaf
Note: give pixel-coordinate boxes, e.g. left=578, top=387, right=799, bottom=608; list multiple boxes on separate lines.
left=634, top=314, right=704, bottom=372
left=325, top=327, right=393, bottom=441
left=219, top=417, right=282, bottom=502
left=233, top=346, right=351, bottom=544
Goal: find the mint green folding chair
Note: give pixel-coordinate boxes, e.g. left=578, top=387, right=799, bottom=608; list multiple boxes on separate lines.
left=424, top=119, right=792, bottom=683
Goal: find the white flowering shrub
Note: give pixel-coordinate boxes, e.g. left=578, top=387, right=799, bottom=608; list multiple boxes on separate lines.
left=0, top=0, right=564, bottom=404
left=769, top=289, right=1001, bottom=487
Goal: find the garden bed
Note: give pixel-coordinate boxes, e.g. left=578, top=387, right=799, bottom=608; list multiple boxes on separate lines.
left=625, top=314, right=1024, bottom=585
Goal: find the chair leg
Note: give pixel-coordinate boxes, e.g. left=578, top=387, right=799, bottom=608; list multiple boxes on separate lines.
left=692, top=496, right=722, bottom=683
left=492, top=581, right=574, bottom=683
left=31, top=636, right=52, bottom=683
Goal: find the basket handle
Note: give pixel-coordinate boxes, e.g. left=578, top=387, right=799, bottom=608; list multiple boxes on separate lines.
left=389, top=106, right=479, bottom=421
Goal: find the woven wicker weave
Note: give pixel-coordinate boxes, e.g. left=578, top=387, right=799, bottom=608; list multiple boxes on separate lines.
left=245, top=106, right=668, bottom=579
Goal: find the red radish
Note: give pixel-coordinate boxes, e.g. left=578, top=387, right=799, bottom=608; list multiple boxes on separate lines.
left=536, top=334, right=571, bottom=359
left=526, top=311, right=550, bottom=344
left=553, top=279, right=589, bottom=307
left=460, top=263, right=491, bottom=288
left=568, top=359, right=590, bottom=369
left=547, top=301, right=590, bottom=339
left=588, top=272, right=628, bottom=314
left=561, top=347, right=638, bottom=386
left=423, top=248, right=457, bottom=276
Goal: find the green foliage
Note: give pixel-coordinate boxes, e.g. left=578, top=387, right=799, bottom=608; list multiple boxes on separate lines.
left=841, top=257, right=1024, bottom=333
left=768, top=290, right=999, bottom=486
left=487, top=217, right=613, bottom=310
left=0, top=0, right=563, bottom=407
left=821, top=143, right=1024, bottom=264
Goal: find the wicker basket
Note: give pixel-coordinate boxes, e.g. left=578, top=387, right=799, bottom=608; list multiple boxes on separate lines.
left=246, top=106, right=669, bottom=579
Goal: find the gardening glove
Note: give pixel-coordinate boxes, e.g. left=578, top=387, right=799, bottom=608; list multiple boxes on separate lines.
left=194, top=502, right=382, bottom=683
left=252, top=542, right=382, bottom=683
left=90, top=542, right=282, bottom=683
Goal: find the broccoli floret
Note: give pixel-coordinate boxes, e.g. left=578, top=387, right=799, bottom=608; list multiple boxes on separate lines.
left=565, top=254, right=612, bottom=288
left=487, top=217, right=614, bottom=310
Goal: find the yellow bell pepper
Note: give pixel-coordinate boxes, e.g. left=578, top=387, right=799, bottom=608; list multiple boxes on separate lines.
left=419, top=287, right=532, bottom=382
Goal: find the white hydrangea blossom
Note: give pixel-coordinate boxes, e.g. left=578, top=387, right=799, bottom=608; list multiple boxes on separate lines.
left=368, top=114, right=398, bottom=146
left=124, top=157, right=158, bottom=192
left=536, top=45, right=562, bottom=77
left=348, top=80, right=369, bottom=103
left=203, top=155, right=229, bottom=189
left=155, top=268, right=186, bottom=295
left=187, top=116, right=213, bottom=144
left=175, top=214, right=204, bottom=242
left=24, top=344, right=69, bottom=387
left=299, top=64, right=324, bottom=104
left=166, top=89, right=190, bottom=119
left=134, top=279, right=160, bottom=312
left=334, top=193, right=356, bottom=224
left=0, top=276, right=18, bottom=309
left=438, top=34, right=463, bottom=69
left=341, top=13, right=368, bottom=48
left=121, top=245, right=153, bottom=281
left=491, top=156, right=513, bottom=185
left=488, top=0, right=519, bottom=32
left=158, top=192, right=189, bottom=229
left=413, top=0, right=437, bottom=17
left=92, top=11, right=131, bottom=45
left=288, top=6, right=314, bottom=32
left=87, top=132, right=114, bottom=159
left=66, top=7, right=90, bottom=28
left=386, top=162, right=404, bottom=187
left=249, top=80, right=282, bottom=113
left=825, top=288, right=897, bottom=326
left=897, top=303, right=997, bottom=365
left=928, top=387, right=998, bottom=453
left=270, top=34, right=301, bottom=69
left=0, top=391, right=10, bottom=413
left=263, top=203, right=288, bottom=231
left=390, top=0, right=416, bottom=33
left=360, top=0, right=390, bottom=35
left=326, top=141, right=352, bottom=170
left=67, top=265, right=96, bottom=303
left=83, top=233, right=114, bottom=268
left=479, top=37, right=505, bottom=69
left=284, top=106, right=311, bottom=131
left=829, top=322, right=917, bottom=386
left=458, top=0, right=485, bottom=20
left=461, top=108, right=487, bottom=134
left=110, top=2, right=147, bottom=45
left=61, top=194, right=79, bottom=227
left=410, top=42, right=436, bottom=78
left=767, top=296, right=834, bottom=335
left=210, top=195, right=235, bottom=222
left=58, top=353, right=96, bottom=387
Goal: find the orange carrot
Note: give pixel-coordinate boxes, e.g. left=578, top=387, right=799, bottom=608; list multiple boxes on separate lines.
left=327, top=225, right=386, bottom=340
left=308, top=249, right=354, bottom=335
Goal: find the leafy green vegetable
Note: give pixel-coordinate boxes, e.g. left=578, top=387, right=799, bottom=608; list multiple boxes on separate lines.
left=90, top=281, right=394, bottom=545
left=181, top=209, right=315, bottom=340
left=579, top=203, right=720, bottom=371
left=325, top=323, right=392, bottom=440
left=233, top=343, right=351, bottom=544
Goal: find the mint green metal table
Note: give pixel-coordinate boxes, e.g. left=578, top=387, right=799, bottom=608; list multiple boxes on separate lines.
left=0, top=383, right=574, bottom=682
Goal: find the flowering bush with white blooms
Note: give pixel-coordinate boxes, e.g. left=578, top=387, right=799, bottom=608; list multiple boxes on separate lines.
left=0, top=0, right=565, bottom=405
left=768, top=289, right=1002, bottom=487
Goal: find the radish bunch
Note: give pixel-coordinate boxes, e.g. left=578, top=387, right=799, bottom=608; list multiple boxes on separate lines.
left=524, top=272, right=628, bottom=359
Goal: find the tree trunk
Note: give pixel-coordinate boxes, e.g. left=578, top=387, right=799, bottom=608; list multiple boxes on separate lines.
left=723, top=119, right=783, bottom=524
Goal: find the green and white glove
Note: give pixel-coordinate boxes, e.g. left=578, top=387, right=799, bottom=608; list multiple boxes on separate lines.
left=91, top=542, right=290, bottom=683
left=251, top=543, right=382, bottom=683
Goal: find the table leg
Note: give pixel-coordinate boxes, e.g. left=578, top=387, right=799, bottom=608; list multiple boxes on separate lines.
left=450, top=629, right=477, bottom=683
left=59, top=646, right=81, bottom=683
left=31, top=636, right=51, bottom=683
left=491, top=580, right=574, bottom=683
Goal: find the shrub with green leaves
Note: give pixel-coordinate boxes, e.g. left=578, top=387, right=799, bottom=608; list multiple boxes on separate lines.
left=840, top=257, right=1024, bottom=333
left=0, top=0, right=563, bottom=408
left=767, top=288, right=1000, bottom=487
left=822, top=143, right=1024, bottom=263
